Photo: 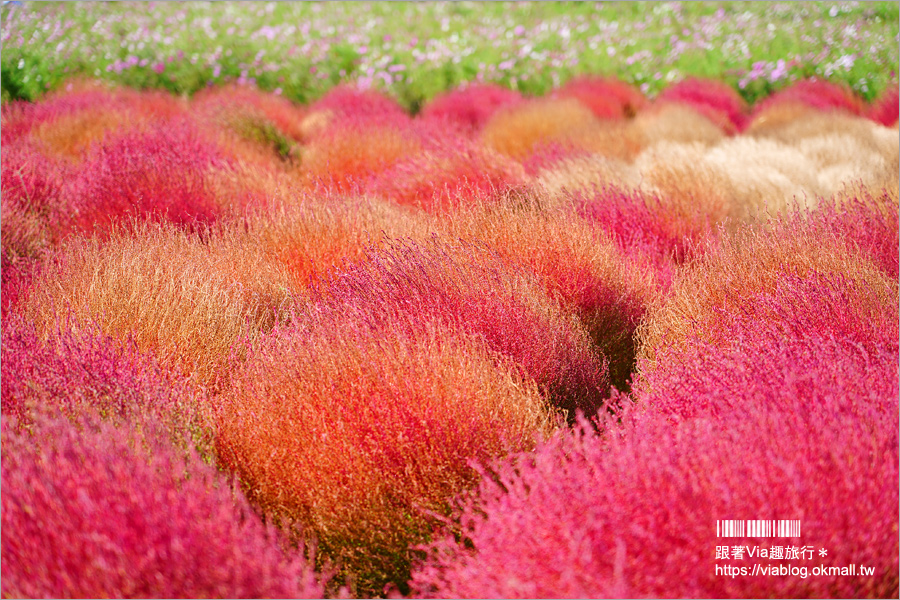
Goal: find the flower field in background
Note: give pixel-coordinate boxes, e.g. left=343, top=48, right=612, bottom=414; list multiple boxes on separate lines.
left=2, top=2, right=899, bottom=599
left=1, top=1, right=898, bottom=108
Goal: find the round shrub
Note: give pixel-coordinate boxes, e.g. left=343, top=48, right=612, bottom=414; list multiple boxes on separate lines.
left=215, top=320, right=555, bottom=596
left=2, top=413, right=326, bottom=598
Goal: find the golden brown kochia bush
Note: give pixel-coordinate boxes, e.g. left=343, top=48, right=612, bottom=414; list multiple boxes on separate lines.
left=634, top=141, right=739, bottom=226
left=635, top=212, right=899, bottom=376
left=701, top=136, right=825, bottom=215
left=214, top=322, right=555, bottom=597
left=438, top=202, right=658, bottom=390
left=750, top=113, right=899, bottom=198
left=747, top=108, right=896, bottom=151
left=628, top=103, right=726, bottom=149
left=297, top=118, right=422, bottom=193
left=20, top=222, right=297, bottom=387
left=795, top=133, right=891, bottom=196
left=743, top=100, right=822, bottom=137
left=204, top=161, right=305, bottom=216
left=28, top=107, right=147, bottom=162
left=533, top=153, right=642, bottom=200
left=635, top=137, right=829, bottom=224
left=241, top=194, right=431, bottom=290
left=481, top=98, right=638, bottom=162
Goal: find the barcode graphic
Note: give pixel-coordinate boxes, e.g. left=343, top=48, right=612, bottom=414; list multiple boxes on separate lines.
left=716, top=520, right=801, bottom=538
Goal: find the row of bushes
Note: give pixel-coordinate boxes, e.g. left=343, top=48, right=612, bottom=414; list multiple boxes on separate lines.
left=2, top=76, right=898, bottom=597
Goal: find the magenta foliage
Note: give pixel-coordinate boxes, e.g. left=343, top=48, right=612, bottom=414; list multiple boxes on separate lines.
left=368, top=137, right=528, bottom=210
left=0, top=317, right=191, bottom=427
left=64, top=122, right=225, bottom=235
left=1, top=90, right=115, bottom=145
left=806, top=192, right=899, bottom=279
left=313, top=238, right=610, bottom=417
left=1, top=413, right=326, bottom=599
left=309, top=84, right=408, bottom=121
left=1, top=143, right=66, bottom=315
left=1, top=141, right=70, bottom=238
left=635, top=270, right=899, bottom=421
left=411, top=245, right=899, bottom=597
left=576, top=186, right=705, bottom=261
left=411, top=328, right=899, bottom=598
left=0, top=86, right=178, bottom=146
left=419, top=83, right=524, bottom=134
left=0, top=260, right=33, bottom=318
left=553, top=76, right=648, bottom=120
left=753, top=79, right=865, bottom=117
left=655, top=77, right=749, bottom=132
left=575, top=186, right=715, bottom=291
left=522, top=142, right=595, bottom=177
left=868, top=86, right=899, bottom=126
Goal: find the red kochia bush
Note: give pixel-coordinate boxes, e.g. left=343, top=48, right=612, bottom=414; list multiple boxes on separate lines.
left=419, top=83, right=524, bottom=134
left=191, top=83, right=307, bottom=141
left=411, top=330, right=899, bottom=598
left=1, top=414, right=326, bottom=599
left=1, top=88, right=127, bottom=145
left=554, top=76, right=648, bottom=120
left=753, top=79, right=866, bottom=119
left=63, top=122, right=226, bottom=236
left=215, top=320, right=553, bottom=596
left=440, top=203, right=657, bottom=392
left=316, top=238, right=610, bottom=417
left=368, top=138, right=528, bottom=211
left=0, top=83, right=182, bottom=149
left=810, top=190, right=899, bottom=279
left=869, top=86, right=899, bottom=127
left=576, top=185, right=718, bottom=292
left=309, top=84, right=408, bottom=120
left=1, top=141, right=70, bottom=250
left=298, top=114, right=422, bottom=194
left=636, top=206, right=898, bottom=371
left=655, top=77, right=749, bottom=133
left=300, top=85, right=410, bottom=141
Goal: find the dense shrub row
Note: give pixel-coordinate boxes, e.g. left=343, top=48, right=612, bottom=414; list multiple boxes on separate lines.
left=2, top=76, right=897, bottom=597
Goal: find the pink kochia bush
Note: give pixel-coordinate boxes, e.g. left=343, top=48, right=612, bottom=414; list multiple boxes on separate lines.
left=63, top=122, right=227, bottom=236
left=419, top=83, right=524, bottom=134
left=1, top=414, right=326, bottom=599
left=576, top=185, right=717, bottom=292
left=308, top=84, right=408, bottom=121
left=369, top=138, right=529, bottom=211
left=654, top=77, right=749, bottom=133
left=752, top=78, right=866, bottom=118
left=810, top=190, right=900, bottom=279
left=1, top=141, right=70, bottom=256
left=410, top=383, right=898, bottom=598
left=634, top=270, right=899, bottom=421
left=410, top=208, right=899, bottom=597
left=411, top=281, right=899, bottom=598
left=553, top=76, right=648, bottom=120
left=0, top=317, right=198, bottom=436
left=300, top=85, right=409, bottom=141
left=0, top=83, right=181, bottom=147
left=869, top=86, right=899, bottom=126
